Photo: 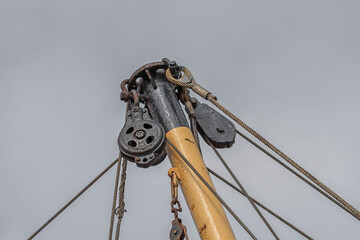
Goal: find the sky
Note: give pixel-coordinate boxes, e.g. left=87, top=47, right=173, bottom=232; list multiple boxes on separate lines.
left=1, top=0, right=360, bottom=239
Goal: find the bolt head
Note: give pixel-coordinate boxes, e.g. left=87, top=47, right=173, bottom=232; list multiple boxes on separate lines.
left=135, top=130, right=146, bottom=139
left=216, top=127, right=224, bottom=133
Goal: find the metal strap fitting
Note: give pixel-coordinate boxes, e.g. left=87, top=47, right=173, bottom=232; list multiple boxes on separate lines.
left=165, top=66, right=216, bottom=101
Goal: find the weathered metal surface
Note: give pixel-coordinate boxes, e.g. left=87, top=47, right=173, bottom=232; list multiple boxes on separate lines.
left=119, top=59, right=235, bottom=239
left=118, top=106, right=166, bottom=168
left=193, top=100, right=236, bottom=148
left=121, top=59, right=188, bottom=133
left=118, top=59, right=187, bottom=168
left=128, top=61, right=167, bottom=87
left=143, top=69, right=189, bottom=132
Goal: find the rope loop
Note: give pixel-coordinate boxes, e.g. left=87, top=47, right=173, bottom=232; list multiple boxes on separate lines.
left=165, top=66, right=194, bottom=88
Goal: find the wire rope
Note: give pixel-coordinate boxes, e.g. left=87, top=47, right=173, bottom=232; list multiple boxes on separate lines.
left=108, top=154, right=122, bottom=240
left=27, top=157, right=120, bottom=240
left=205, top=139, right=280, bottom=239
left=207, top=168, right=314, bottom=240
left=236, top=129, right=359, bottom=221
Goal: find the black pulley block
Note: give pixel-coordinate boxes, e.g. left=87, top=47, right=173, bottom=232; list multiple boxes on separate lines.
left=193, top=101, right=236, bottom=148
left=118, top=107, right=166, bottom=168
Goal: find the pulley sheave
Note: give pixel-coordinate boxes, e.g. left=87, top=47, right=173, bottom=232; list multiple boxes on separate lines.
left=118, top=106, right=166, bottom=168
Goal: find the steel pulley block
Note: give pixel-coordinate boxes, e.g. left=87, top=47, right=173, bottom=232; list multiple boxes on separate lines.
left=118, top=106, right=166, bottom=168
left=193, top=100, right=236, bottom=148
left=169, top=218, right=187, bottom=240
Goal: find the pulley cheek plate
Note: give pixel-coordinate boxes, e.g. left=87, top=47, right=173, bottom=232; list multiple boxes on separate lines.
left=194, top=102, right=236, bottom=148
left=118, top=107, right=166, bottom=168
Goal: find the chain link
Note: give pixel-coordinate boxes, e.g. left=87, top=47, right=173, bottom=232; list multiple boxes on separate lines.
left=168, top=169, right=188, bottom=240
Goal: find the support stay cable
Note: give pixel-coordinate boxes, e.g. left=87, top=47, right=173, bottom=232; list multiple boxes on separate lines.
left=207, top=168, right=313, bottom=240
left=236, top=129, right=359, bottom=221
left=27, top=157, right=120, bottom=240
left=207, top=96, right=360, bottom=219
left=165, top=65, right=360, bottom=220
left=205, top=138, right=280, bottom=240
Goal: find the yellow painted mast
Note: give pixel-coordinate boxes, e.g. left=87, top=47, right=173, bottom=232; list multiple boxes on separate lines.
left=127, top=61, right=236, bottom=239
left=166, top=127, right=236, bottom=239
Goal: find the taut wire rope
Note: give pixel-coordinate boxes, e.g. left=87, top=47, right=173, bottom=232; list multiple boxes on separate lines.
left=27, top=158, right=120, bottom=240
left=165, top=66, right=360, bottom=220
left=205, top=138, right=280, bottom=239
left=236, top=129, right=359, bottom=221
left=207, top=168, right=313, bottom=240
left=207, top=95, right=360, bottom=220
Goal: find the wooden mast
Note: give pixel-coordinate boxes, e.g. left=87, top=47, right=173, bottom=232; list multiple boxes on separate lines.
left=166, top=127, right=236, bottom=239
left=140, top=65, right=236, bottom=239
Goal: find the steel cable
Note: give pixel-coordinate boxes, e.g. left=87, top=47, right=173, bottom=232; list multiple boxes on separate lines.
left=189, top=94, right=311, bottom=238
left=205, top=139, right=280, bottom=239
left=205, top=95, right=360, bottom=220
left=207, top=168, right=313, bottom=240
left=165, top=65, right=360, bottom=219
left=27, top=158, right=119, bottom=240
left=236, top=129, right=359, bottom=221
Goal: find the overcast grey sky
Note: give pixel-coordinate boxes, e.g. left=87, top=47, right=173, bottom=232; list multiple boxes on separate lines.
left=1, top=0, right=360, bottom=239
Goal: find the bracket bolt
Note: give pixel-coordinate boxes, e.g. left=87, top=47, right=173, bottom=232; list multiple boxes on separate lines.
left=135, top=130, right=146, bottom=139
left=216, top=127, right=224, bottom=133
